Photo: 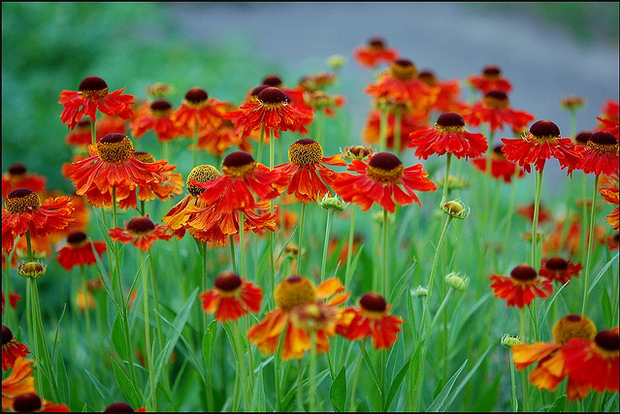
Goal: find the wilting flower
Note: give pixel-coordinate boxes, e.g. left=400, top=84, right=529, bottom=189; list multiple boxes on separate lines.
left=463, top=90, right=535, bottom=133
left=2, top=163, right=47, bottom=200
left=274, top=138, right=346, bottom=204
left=59, top=75, right=134, bottom=130
left=200, top=271, right=262, bottom=322
left=247, top=276, right=348, bottom=360
left=490, top=264, right=554, bottom=308
left=63, top=133, right=168, bottom=209
left=408, top=111, right=488, bottom=160
left=170, top=87, right=226, bottom=135
left=471, top=144, right=526, bottom=183
left=336, top=292, right=403, bottom=350
left=353, top=36, right=399, bottom=69
left=539, top=256, right=582, bottom=285
left=56, top=231, right=107, bottom=272
left=331, top=151, right=437, bottom=213
left=109, top=215, right=174, bottom=251
left=2, top=325, right=29, bottom=371
left=417, top=69, right=467, bottom=114
left=501, top=120, right=582, bottom=175
left=2, top=357, right=36, bottom=411
left=575, top=130, right=619, bottom=177
left=466, top=64, right=512, bottom=94
left=511, top=314, right=598, bottom=402
left=130, top=98, right=186, bottom=142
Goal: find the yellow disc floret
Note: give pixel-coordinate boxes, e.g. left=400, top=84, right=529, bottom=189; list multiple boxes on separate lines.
left=97, top=134, right=134, bottom=162
left=288, top=138, right=324, bottom=166
left=186, top=165, right=221, bottom=196
left=5, top=188, right=41, bottom=214
left=552, top=314, right=597, bottom=345
left=274, top=276, right=317, bottom=311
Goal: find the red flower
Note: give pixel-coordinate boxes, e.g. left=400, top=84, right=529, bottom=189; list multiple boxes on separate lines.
left=194, top=104, right=254, bottom=157
left=599, top=173, right=619, bottom=230
left=463, top=90, right=535, bottom=133
left=170, top=87, right=226, bottom=134
left=490, top=264, right=554, bottom=309
left=11, top=392, right=71, bottom=412
left=2, top=325, right=30, bottom=371
left=539, top=256, right=582, bottom=284
left=59, top=76, right=134, bottom=130
left=56, top=231, right=107, bottom=272
left=2, top=291, right=21, bottom=313
left=466, top=64, right=512, bottom=94
left=408, top=112, right=488, bottom=160
left=200, top=271, right=262, bottom=322
left=2, top=163, right=47, bottom=200
left=470, top=145, right=526, bottom=183
left=108, top=215, right=173, bottom=251
left=516, top=202, right=553, bottom=224
left=65, top=115, right=127, bottom=147
left=274, top=138, right=346, bottom=204
left=2, top=357, right=36, bottom=411
left=130, top=98, right=185, bottom=142
left=596, top=99, right=619, bottom=139
left=575, top=131, right=619, bottom=176
left=331, top=152, right=437, bottom=213
left=353, top=36, right=399, bottom=69
left=501, top=120, right=582, bottom=175
left=336, top=293, right=403, bottom=350
left=418, top=69, right=468, bottom=114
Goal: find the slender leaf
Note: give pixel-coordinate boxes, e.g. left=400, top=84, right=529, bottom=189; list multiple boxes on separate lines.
left=85, top=369, right=115, bottom=404
left=444, top=344, right=494, bottom=410
left=426, top=359, right=468, bottom=411
left=111, top=358, right=140, bottom=409
left=385, top=357, right=411, bottom=411
left=330, top=365, right=347, bottom=412
left=587, top=252, right=619, bottom=295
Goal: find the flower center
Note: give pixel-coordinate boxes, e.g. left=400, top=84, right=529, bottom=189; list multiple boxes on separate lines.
left=418, top=70, right=437, bottom=86
left=7, top=162, right=26, bottom=176
left=586, top=131, right=619, bottom=155
left=150, top=99, right=173, bottom=117
left=78, top=76, right=109, bottom=99
left=5, top=188, right=41, bottom=214
left=186, top=165, right=221, bottom=196
left=493, top=144, right=507, bottom=159
left=257, top=87, right=289, bottom=106
left=389, top=59, right=418, bottom=81
left=214, top=271, right=243, bottom=293
left=261, top=74, right=283, bottom=88
left=366, top=152, right=404, bottom=183
left=125, top=216, right=156, bottom=234
left=482, top=65, right=501, bottom=80
left=552, top=314, right=597, bottom=344
left=67, top=231, right=88, bottom=246
left=274, top=275, right=317, bottom=311
left=134, top=151, right=156, bottom=163
left=509, top=264, right=537, bottom=281
left=368, top=36, right=386, bottom=49
left=575, top=131, right=592, bottom=145
left=184, top=87, right=209, bottom=106
left=2, top=325, right=13, bottom=346
left=359, top=293, right=387, bottom=313
left=288, top=138, right=324, bottom=165
left=594, top=329, right=619, bottom=352
left=435, top=112, right=466, bottom=133
left=97, top=133, right=134, bottom=162
left=13, top=393, right=42, bottom=412
left=483, top=90, right=509, bottom=110
left=222, top=151, right=257, bottom=177
left=544, top=257, right=568, bottom=271
left=105, top=402, right=135, bottom=412
left=529, top=120, right=561, bottom=140
left=250, top=85, right=271, bottom=100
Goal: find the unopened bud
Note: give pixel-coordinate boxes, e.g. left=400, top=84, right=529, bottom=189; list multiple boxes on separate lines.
left=441, top=199, right=469, bottom=219
left=412, top=286, right=428, bottom=298
left=319, top=193, right=347, bottom=212
left=17, top=261, right=47, bottom=279
left=444, top=272, right=469, bottom=292
left=501, top=334, right=522, bottom=347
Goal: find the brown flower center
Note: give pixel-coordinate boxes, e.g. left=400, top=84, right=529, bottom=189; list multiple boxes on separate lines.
left=2, top=325, right=13, bottom=346
left=13, top=392, right=42, bottom=412
left=261, top=74, right=283, bottom=88
left=222, top=151, right=257, bottom=177
left=389, top=59, right=418, bottom=81
left=529, top=120, right=561, bottom=139
left=359, top=293, right=387, bottom=313
left=67, top=231, right=88, bottom=246
left=78, top=76, right=109, bottom=99
left=134, top=151, right=156, bottom=163
left=186, top=165, right=221, bottom=196
left=482, top=65, right=501, bottom=80
left=368, top=37, right=386, bottom=49
left=150, top=98, right=173, bottom=117
left=366, top=152, right=404, bottom=183
left=105, top=402, right=135, bottom=412
left=288, top=138, right=324, bottom=165
left=552, top=314, right=596, bottom=345
left=5, top=188, right=41, bottom=214
left=7, top=163, right=27, bottom=176
left=250, top=85, right=271, bottom=99
left=435, top=112, right=465, bottom=133
left=587, top=131, right=619, bottom=155
left=418, top=70, right=437, bottom=86
left=510, top=264, right=537, bottom=281
left=125, top=216, right=156, bottom=234
left=274, top=275, right=317, bottom=311
left=214, top=271, right=242, bottom=293
left=97, top=133, right=134, bottom=162
left=545, top=257, right=568, bottom=271
left=257, top=87, right=289, bottom=105
left=483, top=90, right=509, bottom=110
left=575, top=131, right=592, bottom=145
left=594, top=329, right=619, bottom=351
left=184, top=87, right=209, bottom=105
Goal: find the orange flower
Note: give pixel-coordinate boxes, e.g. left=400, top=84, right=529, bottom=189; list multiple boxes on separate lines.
left=191, top=151, right=289, bottom=212
left=63, top=133, right=168, bottom=209
left=274, top=138, right=346, bottom=204
left=2, top=163, right=47, bottom=200
left=331, top=151, right=437, bottom=213
left=65, top=115, right=127, bottom=147
left=418, top=69, right=468, bottom=114
left=336, top=292, right=403, bottom=350
left=490, top=264, right=553, bottom=309
left=599, top=173, right=619, bottom=230
left=59, top=76, right=134, bottom=130
left=516, top=202, right=553, bottom=224
left=463, top=90, right=535, bottom=133
left=408, top=112, right=488, bottom=160
left=539, top=256, right=582, bottom=285
left=471, top=145, right=526, bottom=183
left=56, top=231, right=107, bottom=271
left=575, top=130, right=619, bottom=177
left=11, top=392, right=71, bottom=412
left=259, top=74, right=315, bottom=127
left=365, top=59, right=439, bottom=116
left=362, top=108, right=430, bottom=152
left=353, top=36, right=399, bottom=69
left=2, top=356, right=36, bottom=411
left=466, top=64, right=512, bottom=94
left=130, top=98, right=185, bottom=142
left=247, top=276, right=349, bottom=360
left=2, top=325, right=30, bottom=371
left=195, top=105, right=254, bottom=157
left=200, top=271, right=263, bottom=322
left=511, top=314, right=597, bottom=401
left=561, top=327, right=619, bottom=398
left=501, top=120, right=582, bottom=175
left=170, top=87, right=226, bottom=134
left=108, top=215, right=173, bottom=251
left=596, top=99, right=619, bottom=139
left=3, top=189, right=75, bottom=246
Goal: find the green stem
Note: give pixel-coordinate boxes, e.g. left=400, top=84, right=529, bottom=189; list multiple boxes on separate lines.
left=309, top=331, right=318, bottom=412
left=229, top=236, right=237, bottom=275
left=140, top=250, right=157, bottom=411
left=441, top=153, right=453, bottom=204
left=257, top=125, right=265, bottom=165
left=393, top=105, right=402, bottom=156
left=296, top=359, right=305, bottom=411
left=80, top=265, right=93, bottom=355
left=531, top=170, right=543, bottom=270
left=348, top=340, right=366, bottom=411
left=382, top=208, right=389, bottom=298
left=297, top=203, right=307, bottom=274
left=509, top=355, right=519, bottom=412
left=90, top=117, right=97, bottom=145
left=581, top=175, right=600, bottom=314
left=239, top=211, right=246, bottom=278
left=379, top=106, right=389, bottom=153
left=192, top=120, right=199, bottom=168
left=320, top=209, right=335, bottom=283
left=345, top=206, right=357, bottom=287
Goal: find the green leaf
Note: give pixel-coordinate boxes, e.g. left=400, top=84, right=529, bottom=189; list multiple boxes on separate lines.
left=602, top=289, right=613, bottom=328
left=85, top=370, right=115, bottom=405
left=587, top=252, right=619, bottom=295
left=443, top=344, right=494, bottom=410
left=344, top=243, right=365, bottom=287
left=385, top=357, right=410, bottom=411
left=111, top=314, right=128, bottom=361
left=471, top=373, right=501, bottom=411
left=547, top=395, right=568, bottom=412
left=330, top=365, right=347, bottom=412
left=426, top=358, right=468, bottom=411
left=111, top=358, right=140, bottom=409
left=202, top=320, right=218, bottom=371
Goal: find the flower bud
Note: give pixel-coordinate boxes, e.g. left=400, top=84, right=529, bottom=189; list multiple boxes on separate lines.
left=319, top=193, right=347, bottom=212
left=444, top=272, right=470, bottom=292
left=441, top=199, right=469, bottom=219
left=412, top=286, right=428, bottom=298
left=17, top=261, right=47, bottom=279
left=501, top=334, right=521, bottom=347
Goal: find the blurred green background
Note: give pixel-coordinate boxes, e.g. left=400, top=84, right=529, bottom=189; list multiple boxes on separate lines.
left=2, top=2, right=619, bottom=194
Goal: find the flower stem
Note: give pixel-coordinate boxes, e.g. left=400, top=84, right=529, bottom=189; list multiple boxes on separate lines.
left=345, top=206, right=357, bottom=287
left=581, top=175, right=599, bottom=314
left=80, top=265, right=94, bottom=355
left=297, top=203, right=307, bottom=274
left=192, top=121, right=199, bottom=168
left=382, top=208, right=389, bottom=298
left=139, top=250, right=157, bottom=411
left=320, top=208, right=335, bottom=283
left=239, top=211, right=246, bottom=278
left=393, top=105, right=402, bottom=156
left=531, top=170, right=543, bottom=270
left=309, top=331, right=318, bottom=412
left=90, top=116, right=97, bottom=145
left=379, top=106, right=389, bottom=152
left=348, top=339, right=366, bottom=410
